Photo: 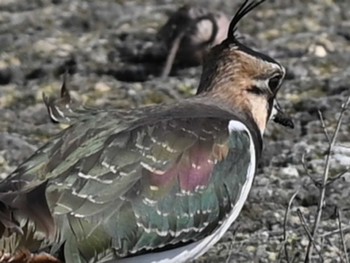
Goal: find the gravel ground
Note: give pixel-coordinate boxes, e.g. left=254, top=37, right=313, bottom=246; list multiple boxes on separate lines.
left=0, top=0, right=350, bottom=262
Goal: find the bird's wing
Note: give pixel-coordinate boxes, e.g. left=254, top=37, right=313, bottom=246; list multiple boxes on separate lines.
left=0, top=106, right=259, bottom=262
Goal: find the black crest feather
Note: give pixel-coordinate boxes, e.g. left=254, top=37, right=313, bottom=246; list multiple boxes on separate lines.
left=228, top=0, right=266, bottom=41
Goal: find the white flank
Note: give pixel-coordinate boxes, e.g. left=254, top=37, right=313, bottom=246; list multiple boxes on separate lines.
left=115, top=120, right=257, bottom=263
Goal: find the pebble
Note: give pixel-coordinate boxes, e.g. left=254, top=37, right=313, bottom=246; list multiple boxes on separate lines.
left=94, top=82, right=111, bottom=93
left=268, top=252, right=278, bottom=261
left=34, top=38, right=59, bottom=54
left=246, top=246, right=256, bottom=253
left=281, top=166, right=300, bottom=177
left=309, top=44, right=328, bottom=57
left=0, top=155, right=5, bottom=165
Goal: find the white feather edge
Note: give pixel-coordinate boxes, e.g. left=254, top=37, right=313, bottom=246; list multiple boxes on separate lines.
left=112, top=120, right=257, bottom=263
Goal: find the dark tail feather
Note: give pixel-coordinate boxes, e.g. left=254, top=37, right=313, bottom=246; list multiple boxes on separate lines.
left=0, top=182, right=56, bottom=255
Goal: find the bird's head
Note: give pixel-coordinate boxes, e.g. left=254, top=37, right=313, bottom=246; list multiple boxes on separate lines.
left=197, top=0, right=293, bottom=134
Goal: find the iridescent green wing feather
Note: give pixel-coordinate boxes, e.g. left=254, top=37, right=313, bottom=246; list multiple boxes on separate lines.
left=0, top=106, right=255, bottom=262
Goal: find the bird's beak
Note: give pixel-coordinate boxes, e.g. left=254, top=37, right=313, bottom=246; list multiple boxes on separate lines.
left=271, top=100, right=294, bottom=129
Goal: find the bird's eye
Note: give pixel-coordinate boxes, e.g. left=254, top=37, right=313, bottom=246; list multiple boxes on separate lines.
left=249, top=86, right=263, bottom=95
left=268, top=76, right=281, bottom=92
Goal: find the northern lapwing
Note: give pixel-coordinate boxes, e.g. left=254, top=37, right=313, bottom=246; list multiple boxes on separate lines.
left=0, top=1, right=293, bottom=262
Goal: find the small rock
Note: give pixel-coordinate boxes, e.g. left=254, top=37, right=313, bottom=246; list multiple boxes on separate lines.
left=34, top=38, right=58, bottom=54
left=333, top=153, right=350, bottom=166
left=308, top=44, right=327, bottom=57
left=300, top=237, right=309, bottom=246
left=281, top=166, right=299, bottom=177
left=94, top=82, right=111, bottom=93
left=268, top=252, right=278, bottom=261
left=246, top=246, right=256, bottom=253
left=0, top=155, right=5, bottom=166
left=289, top=215, right=300, bottom=226
left=343, top=172, right=350, bottom=183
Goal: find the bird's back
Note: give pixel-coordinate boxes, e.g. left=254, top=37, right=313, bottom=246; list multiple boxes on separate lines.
left=0, top=99, right=261, bottom=262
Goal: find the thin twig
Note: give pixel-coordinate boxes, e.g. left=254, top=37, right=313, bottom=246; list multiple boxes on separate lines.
left=297, top=209, right=324, bottom=262
left=305, top=95, right=350, bottom=262
left=225, top=226, right=240, bottom=263
left=320, top=225, right=350, bottom=238
left=337, top=209, right=349, bottom=263
left=318, top=110, right=330, bottom=143
left=279, top=190, right=299, bottom=263
left=225, top=241, right=235, bottom=263
left=326, top=166, right=350, bottom=186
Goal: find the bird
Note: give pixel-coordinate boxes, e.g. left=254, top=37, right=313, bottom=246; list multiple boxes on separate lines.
left=158, top=5, right=230, bottom=77
left=0, top=0, right=293, bottom=262
left=111, top=5, right=229, bottom=82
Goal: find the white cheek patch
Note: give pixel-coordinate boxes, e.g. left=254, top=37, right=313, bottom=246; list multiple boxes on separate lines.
left=270, top=101, right=278, bottom=121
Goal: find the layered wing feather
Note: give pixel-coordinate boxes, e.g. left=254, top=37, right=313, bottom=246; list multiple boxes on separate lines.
left=0, top=102, right=260, bottom=262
